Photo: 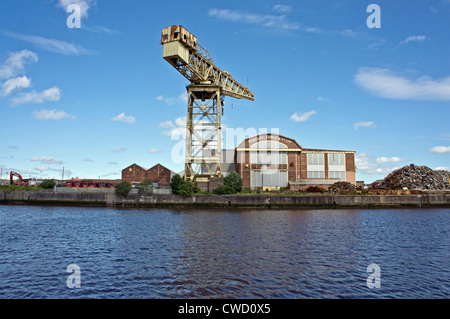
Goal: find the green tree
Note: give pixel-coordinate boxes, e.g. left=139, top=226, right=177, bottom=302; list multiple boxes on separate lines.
left=223, top=172, right=243, bottom=193
left=178, top=180, right=193, bottom=197
left=40, top=179, right=56, bottom=189
left=137, top=179, right=153, bottom=195
left=170, top=174, right=184, bottom=195
left=115, top=181, right=132, bottom=196
left=213, top=184, right=234, bottom=195
left=213, top=172, right=243, bottom=195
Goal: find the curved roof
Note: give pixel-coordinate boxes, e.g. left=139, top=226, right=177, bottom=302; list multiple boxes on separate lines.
left=236, top=133, right=302, bottom=150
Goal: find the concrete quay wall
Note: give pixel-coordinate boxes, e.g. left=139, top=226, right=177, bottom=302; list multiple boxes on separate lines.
left=0, top=191, right=449, bottom=209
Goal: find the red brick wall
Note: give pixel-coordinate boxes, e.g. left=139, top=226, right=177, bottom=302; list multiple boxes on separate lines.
left=122, top=164, right=147, bottom=183
left=147, top=164, right=172, bottom=187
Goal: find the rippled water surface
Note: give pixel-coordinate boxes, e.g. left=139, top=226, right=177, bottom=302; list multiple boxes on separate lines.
left=0, top=205, right=448, bottom=298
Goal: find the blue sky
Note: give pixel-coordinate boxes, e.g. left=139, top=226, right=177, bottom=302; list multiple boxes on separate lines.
left=0, top=0, right=449, bottom=183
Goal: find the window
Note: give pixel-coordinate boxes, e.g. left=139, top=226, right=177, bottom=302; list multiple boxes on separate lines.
left=164, top=34, right=168, bottom=40
left=307, top=153, right=324, bottom=165
left=307, top=171, right=325, bottom=179
left=328, top=153, right=345, bottom=165
left=174, top=32, right=179, bottom=39
left=250, top=151, right=287, bottom=165
left=329, top=171, right=346, bottom=181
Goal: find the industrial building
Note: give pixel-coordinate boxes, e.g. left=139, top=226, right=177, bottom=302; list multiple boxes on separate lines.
left=121, top=163, right=176, bottom=187
left=122, top=134, right=356, bottom=192
left=234, top=134, right=356, bottom=191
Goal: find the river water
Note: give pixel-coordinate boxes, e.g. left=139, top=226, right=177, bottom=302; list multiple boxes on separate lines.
left=0, top=205, right=448, bottom=299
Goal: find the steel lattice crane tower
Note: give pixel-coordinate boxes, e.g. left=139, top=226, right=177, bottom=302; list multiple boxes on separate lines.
left=161, top=25, right=255, bottom=182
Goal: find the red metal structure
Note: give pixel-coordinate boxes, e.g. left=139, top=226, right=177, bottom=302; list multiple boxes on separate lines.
left=10, top=171, right=30, bottom=186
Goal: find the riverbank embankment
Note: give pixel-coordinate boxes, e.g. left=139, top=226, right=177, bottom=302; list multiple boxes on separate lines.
left=0, top=190, right=449, bottom=209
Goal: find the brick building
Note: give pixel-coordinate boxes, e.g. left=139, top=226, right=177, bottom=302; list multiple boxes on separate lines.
left=234, top=134, right=356, bottom=191
left=121, top=163, right=147, bottom=184
left=146, top=164, right=172, bottom=187
left=121, top=163, right=175, bottom=187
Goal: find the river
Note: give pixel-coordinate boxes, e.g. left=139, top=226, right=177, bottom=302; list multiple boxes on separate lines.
left=0, top=205, right=448, bottom=298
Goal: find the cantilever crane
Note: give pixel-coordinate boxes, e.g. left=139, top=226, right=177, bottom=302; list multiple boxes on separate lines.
left=161, top=25, right=254, bottom=182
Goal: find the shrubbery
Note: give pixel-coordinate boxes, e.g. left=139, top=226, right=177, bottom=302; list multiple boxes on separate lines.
left=213, top=172, right=243, bottom=195
left=40, top=179, right=56, bottom=189
left=170, top=174, right=198, bottom=197
left=137, top=179, right=153, bottom=195
left=115, top=181, right=132, bottom=196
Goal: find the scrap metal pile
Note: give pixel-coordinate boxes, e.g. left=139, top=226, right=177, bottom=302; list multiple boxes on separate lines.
left=370, top=164, right=450, bottom=191
left=329, top=181, right=357, bottom=193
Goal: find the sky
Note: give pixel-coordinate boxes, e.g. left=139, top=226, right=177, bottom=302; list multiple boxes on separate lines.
left=0, top=0, right=449, bottom=183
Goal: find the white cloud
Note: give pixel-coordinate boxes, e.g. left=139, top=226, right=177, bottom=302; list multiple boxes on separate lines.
left=34, top=165, right=67, bottom=174
left=33, top=109, right=76, bottom=120
left=304, top=27, right=323, bottom=34
left=111, top=112, right=136, bottom=124
left=3, top=31, right=93, bottom=56
left=1, top=76, right=31, bottom=96
left=56, top=0, right=94, bottom=18
left=208, top=8, right=299, bottom=30
left=435, top=167, right=449, bottom=171
left=356, top=153, right=400, bottom=175
left=11, top=86, right=61, bottom=105
left=0, top=50, right=38, bottom=79
left=156, top=92, right=188, bottom=106
left=400, top=35, right=426, bottom=45
left=290, top=110, right=316, bottom=122
left=101, top=171, right=120, bottom=177
left=111, top=147, right=127, bottom=153
left=429, top=146, right=450, bottom=154
left=354, top=121, right=375, bottom=130
left=375, top=156, right=402, bottom=164
left=317, top=96, right=331, bottom=103
left=355, top=67, right=450, bottom=101
left=159, top=116, right=186, bottom=138
left=272, top=4, right=292, bottom=13
left=31, top=156, right=64, bottom=165
left=148, top=148, right=163, bottom=153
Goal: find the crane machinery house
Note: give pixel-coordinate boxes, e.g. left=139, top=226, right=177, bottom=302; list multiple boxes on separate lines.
left=161, top=25, right=197, bottom=65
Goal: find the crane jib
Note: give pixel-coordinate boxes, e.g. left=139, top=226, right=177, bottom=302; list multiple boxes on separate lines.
left=161, top=26, right=254, bottom=101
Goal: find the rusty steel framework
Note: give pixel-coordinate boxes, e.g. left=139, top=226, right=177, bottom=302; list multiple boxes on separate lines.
left=161, top=25, right=254, bottom=181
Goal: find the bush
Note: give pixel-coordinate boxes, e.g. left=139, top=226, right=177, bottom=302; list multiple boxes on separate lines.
left=170, top=175, right=195, bottom=197
left=193, top=181, right=200, bottom=194
left=223, top=172, right=242, bottom=193
left=213, top=184, right=235, bottom=195
left=115, top=181, right=132, bottom=196
left=137, top=179, right=153, bottom=195
left=170, top=174, right=184, bottom=195
left=40, top=179, right=56, bottom=189
left=241, top=187, right=252, bottom=193
left=178, top=180, right=193, bottom=197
